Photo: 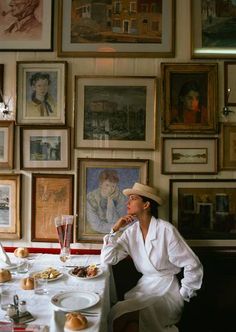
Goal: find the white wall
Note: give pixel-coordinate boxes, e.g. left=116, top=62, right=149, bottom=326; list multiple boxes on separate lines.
left=0, top=0, right=235, bottom=250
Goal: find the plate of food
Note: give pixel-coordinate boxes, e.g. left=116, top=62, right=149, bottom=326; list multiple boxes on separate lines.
left=51, top=291, right=100, bottom=312
left=30, top=267, right=63, bottom=281
left=68, top=264, right=103, bottom=280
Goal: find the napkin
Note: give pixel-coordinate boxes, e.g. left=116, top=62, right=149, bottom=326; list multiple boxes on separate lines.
left=0, top=242, right=12, bottom=267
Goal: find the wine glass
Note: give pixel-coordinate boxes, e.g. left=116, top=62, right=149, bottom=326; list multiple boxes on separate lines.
left=59, top=246, right=71, bottom=271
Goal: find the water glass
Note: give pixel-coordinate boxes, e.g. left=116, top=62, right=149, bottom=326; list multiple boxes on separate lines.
left=0, top=289, right=15, bottom=311
left=34, top=278, right=48, bottom=295
left=17, top=259, right=29, bottom=274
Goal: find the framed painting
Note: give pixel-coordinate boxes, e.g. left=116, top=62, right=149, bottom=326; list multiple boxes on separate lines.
left=57, top=0, right=175, bottom=57
left=161, top=137, right=218, bottom=174
left=0, top=0, right=53, bottom=51
left=0, top=121, right=14, bottom=169
left=20, top=126, right=70, bottom=170
left=224, top=61, right=236, bottom=106
left=161, top=63, right=218, bottom=134
left=0, top=64, right=3, bottom=102
left=16, top=61, right=67, bottom=125
left=76, top=158, right=149, bottom=243
left=0, top=174, right=21, bottom=240
left=191, top=0, right=236, bottom=58
left=75, top=76, right=157, bottom=149
left=170, top=179, right=236, bottom=247
left=31, top=174, right=74, bottom=242
left=220, top=123, right=236, bottom=170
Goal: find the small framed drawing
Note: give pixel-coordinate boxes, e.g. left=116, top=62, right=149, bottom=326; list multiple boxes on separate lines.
left=191, top=0, right=236, bottom=59
left=0, top=0, right=53, bottom=51
left=58, top=0, right=175, bottom=57
left=224, top=61, right=236, bottom=105
left=170, top=179, right=236, bottom=247
left=0, top=64, right=3, bottom=101
left=76, top=158, right=149, bottom=243
left=31, top=174, right=74, bottom=242
left=161, top=62, right=218, bottom=134
left=0, top=174, right=21, bottom=240
left=20, top=126, right=70, bottom=170
left=161, top=137, right=218, bottom=174
left=220, top=123, right=236, bottom=170
left=75, top=76, right=157, bottom=149
left=0, top=121, right=14, bottom=169
left=16, top=61, right=67, bottom=125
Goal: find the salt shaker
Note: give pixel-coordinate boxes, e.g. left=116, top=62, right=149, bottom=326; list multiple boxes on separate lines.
left=6, top=304, right=16, bottom=317
left=19, top=300, right=27, bottom=313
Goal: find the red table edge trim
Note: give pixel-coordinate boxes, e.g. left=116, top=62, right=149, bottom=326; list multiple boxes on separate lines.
left=4, top=247, right=101, bottom=255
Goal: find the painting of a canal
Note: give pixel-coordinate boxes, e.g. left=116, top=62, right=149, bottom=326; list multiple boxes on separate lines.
left=192, top=0, right=236, bottom=58
left=58, top=0, right=175, bottom=56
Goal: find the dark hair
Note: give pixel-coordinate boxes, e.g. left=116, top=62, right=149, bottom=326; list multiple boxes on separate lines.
left=30, top=72, right=51, bottom=86
left=178, top=80, right=202, bottom=109
left=140, top=195, right=159, bottom=218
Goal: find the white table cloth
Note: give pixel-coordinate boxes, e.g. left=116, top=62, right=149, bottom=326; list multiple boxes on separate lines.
left=0, top=253, right=116, bottom=332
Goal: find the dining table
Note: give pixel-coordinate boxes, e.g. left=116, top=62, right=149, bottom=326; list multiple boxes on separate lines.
left=0, top=252, right=117, bottom=332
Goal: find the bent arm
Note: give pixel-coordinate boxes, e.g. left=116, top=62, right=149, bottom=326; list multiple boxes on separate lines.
left=100, top=232, right=129, bottom=265
left=168, top=228, right=203, bottom=302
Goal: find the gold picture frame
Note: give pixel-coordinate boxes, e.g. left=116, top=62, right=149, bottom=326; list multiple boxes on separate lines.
left=161, top=62, right=218, bottom=134
left=0, top=174, right=21, bottom=240
left=58, top=0, right=175, bottom=57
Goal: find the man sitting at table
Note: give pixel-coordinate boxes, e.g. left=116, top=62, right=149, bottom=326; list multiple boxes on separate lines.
left=100, top=182, right=203, bottom=332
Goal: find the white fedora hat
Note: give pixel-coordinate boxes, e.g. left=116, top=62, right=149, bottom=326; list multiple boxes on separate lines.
left=123, top=182, right=163, bottom=206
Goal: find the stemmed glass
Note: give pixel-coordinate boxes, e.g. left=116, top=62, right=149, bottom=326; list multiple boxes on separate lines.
left=59, top=246, right=71, bottom=271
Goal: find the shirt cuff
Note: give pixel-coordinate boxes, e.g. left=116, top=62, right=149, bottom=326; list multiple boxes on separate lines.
left=180, top=286, right=197, bottom=302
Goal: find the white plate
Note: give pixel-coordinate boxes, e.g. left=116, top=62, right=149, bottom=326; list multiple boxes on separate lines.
left=68, top=267, right=103, bottom=280
left=51, top=291, right=100, bottom=312
left=30, top=270, right=64, bottom=282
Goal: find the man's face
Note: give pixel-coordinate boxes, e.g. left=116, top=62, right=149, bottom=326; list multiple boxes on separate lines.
left=9, top=0, right=28, bottom=17
left=100, top=180, right=117, bottom=198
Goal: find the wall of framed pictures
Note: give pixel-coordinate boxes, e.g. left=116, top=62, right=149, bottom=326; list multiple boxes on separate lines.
left=1, top=0, right=236, bottom=249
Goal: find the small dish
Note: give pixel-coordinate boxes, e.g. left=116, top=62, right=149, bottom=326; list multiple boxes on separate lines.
left=68, top=267, right=103, bottom=280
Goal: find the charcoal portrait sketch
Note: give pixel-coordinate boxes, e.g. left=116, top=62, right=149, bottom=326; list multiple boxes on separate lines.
left=84, top=85, right=146, bottom=141
left=0, top=0, right=42, bottom=40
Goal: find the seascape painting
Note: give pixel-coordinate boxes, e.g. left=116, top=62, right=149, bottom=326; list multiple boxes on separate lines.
left=172, top=148, right=207, bottom=164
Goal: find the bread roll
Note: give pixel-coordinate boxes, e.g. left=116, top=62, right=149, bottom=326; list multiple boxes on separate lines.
left=64, top=312, right=88, bottom=331
left=20, top=277, right=34, bottom=290
left=0, top=268, right=11, bottom=282
left=14, top=247, right=29, bottom=258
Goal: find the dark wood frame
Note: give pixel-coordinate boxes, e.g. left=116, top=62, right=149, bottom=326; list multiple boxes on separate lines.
left=161, top=137, right=218, bottom=174
left=224, top=61, right=236, bottom=106
left=20, top=126, right=71, bottom=170
left=191, top=0, right=236, bottom=59
left=170, top=179, right=236, bottom=246
left=0, top=64, right=3, bottom=102
left=161, top=62, right=218, bottom=134
left=0, top=121, right=14, bottom=169
left=57, top=0, right=176, bottom=58
left=0, top=0, right=53, bottom=51
left=0, top=174, right=21, bottom=239
left=220, top=123, right=236, bottom=170
left=31, top=173, right=74, bottom=242
left=76, top=158, right=149, bottom=243
left=16, top=61, right=67, bottom=125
